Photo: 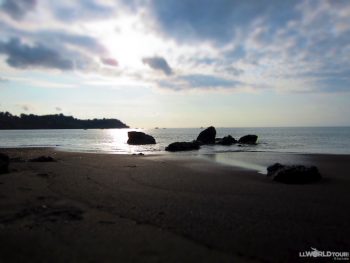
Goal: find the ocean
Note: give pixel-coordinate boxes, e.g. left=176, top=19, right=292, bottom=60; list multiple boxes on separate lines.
left=1, top=127, right=350, bottom=155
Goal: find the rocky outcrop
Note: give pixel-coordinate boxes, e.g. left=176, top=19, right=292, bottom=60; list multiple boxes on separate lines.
left=217, top=135, right=237, bottom=146
left=127, top=131, right=156, bottom=145
left=0, top=152, right=10, bottom=174
left=165, top=141, right=200, bottom=152
left=29, top=156, right=56, bottom=162
left=196, top=126, right=216, bottom=144
left=238, top=134, right=258, bottom=144
left=267, top=163, right=322, bottom=184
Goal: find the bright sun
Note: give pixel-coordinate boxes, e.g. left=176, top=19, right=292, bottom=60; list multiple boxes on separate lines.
left=89, top=15, right=163, bottom=70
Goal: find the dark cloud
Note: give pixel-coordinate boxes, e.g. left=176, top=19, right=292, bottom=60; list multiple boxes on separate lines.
left=1, top=0, right=37, bottom=19
left=38, top=31, right=106, bottom=54
left=0, top=23, right=108, bottom=73
left=0, top=38, right=73, bottom=70
left=148, top=0, right=298, bottom=45
left=0, top=18, right=106, bottom=54
left=101, top=57, right=118, bottom=67
left=142, top=56, right=173, bottom=75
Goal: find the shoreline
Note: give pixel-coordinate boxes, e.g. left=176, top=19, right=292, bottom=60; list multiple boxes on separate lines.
left=4, top=144, right=350, bottom=156
left=3, top=146, right=350, bottom=174
left=1, top=148, right=350, bottom=262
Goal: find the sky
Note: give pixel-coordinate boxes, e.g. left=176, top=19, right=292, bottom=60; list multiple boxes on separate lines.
left=0, top=0, right=350, bottom=128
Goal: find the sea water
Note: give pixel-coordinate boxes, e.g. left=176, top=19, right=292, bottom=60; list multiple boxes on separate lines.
left=1, top=127, right=350, bottom=155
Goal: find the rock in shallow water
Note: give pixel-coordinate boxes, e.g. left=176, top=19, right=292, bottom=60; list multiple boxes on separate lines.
left=217, top=135, right=237, bottom=145
left=267, top=163, right=322, bottom=184
left=165, top=141, right=200, bottom=152
left=196, top=126, right=216, bottom=145
left=238, top=134, right=258, bottom=144
left=127, top=131, right=156, bottom=145
left=0, top=153, right=10, bottom=174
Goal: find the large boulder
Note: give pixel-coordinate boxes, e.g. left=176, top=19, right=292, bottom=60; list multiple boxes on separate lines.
left=267, top=163, right=322, bottom=184
left=0, top=152, right=10, bottom=174
left=127, top=131, right=156, bottom=145
left=217, top=135, right=237, bottom=146
left=196, top=126, right=216, bottom=144
left=238, top=134, right=258, bottom=144
left=165, top=141, right=200, bottom=152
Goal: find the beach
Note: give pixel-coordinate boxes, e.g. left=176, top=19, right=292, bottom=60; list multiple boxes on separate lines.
left=1, top=148, right=350, bottom=262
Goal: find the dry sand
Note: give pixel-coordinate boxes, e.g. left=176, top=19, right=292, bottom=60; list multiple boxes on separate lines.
left=0, top=148, right=350, bottom=262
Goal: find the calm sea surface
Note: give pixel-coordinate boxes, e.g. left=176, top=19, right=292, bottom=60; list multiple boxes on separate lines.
left=1, top=127, right=350, bottom=155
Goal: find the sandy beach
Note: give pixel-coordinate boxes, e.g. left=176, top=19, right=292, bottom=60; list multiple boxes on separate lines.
left=1, top=148, right=350, bottom=262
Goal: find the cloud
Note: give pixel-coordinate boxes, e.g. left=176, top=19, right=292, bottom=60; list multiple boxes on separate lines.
left=22, top=105, right=30, bottom=111
left=181, top=74, right=240, bottom=88
left=0, top=20, right=106, bottom=55
left=0, top=0, right=349, bottom=94
left=0, top=38, right=74, bottom=70
left=0, top=19, right=110, bottom=73
left=158, top=74, right=242, bottom=91
left=55, top=107, right=62, bottom=111
left=142, top=56, right=173, bottom=76
left=101, top=57, right=118, bottom=67
left=0, top=77, right=9, bottom=82
left=147, top=0, right=297, bottom=45
left=37, top=31, right=106, bottom=54
left=220, top=66, right=244, bottom=76
left=52, top=0, right=116, bottom=22
left=16, top=103, right=34, bottom=112
left=1, top=0, right=37, bottom=19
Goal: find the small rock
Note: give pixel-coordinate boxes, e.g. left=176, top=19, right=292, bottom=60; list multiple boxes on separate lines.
left=165, top=141, right=200, bottom=152
left=238, top=135, right=258, bottom=144
left=127, top=131, right=156, bottom=145
left=267, top=163, right=322, bottom=184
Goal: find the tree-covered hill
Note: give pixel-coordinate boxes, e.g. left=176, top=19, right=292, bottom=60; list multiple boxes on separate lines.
left=0, top=112, right=129, bottom=129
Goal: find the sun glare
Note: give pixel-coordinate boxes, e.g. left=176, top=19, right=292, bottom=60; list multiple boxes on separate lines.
left=90, top=16, right=163, bottom=69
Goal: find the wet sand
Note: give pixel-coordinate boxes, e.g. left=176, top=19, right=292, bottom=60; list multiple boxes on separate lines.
left=0, top=148, right=350, bottom=262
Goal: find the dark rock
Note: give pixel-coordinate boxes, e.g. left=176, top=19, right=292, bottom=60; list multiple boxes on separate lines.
left=0, top=153, right=10, bottom=174
left=238, top=134, right=258, bottom=144
left=196, top=126, right=216, bottom=144
left=217, top=135, right=237, bottom=146
left=267, top=163, right=284, bottom=174
left=165, top=141, right=200, bottom=152
left=267, top=163, right=322, bottom=184
left=29, top=156, right=56, bottom=162
left=127, top=131, right=156, bottom=145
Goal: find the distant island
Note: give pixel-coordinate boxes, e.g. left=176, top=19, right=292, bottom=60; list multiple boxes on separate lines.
left=0, top=112, right=129, bottom=129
